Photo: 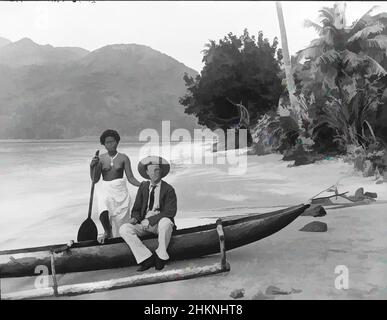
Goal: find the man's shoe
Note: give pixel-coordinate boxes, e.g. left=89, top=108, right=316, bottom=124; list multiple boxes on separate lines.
left=137, top=255, right=155, bottom=272
left=155, top=254, right=168, bottom=271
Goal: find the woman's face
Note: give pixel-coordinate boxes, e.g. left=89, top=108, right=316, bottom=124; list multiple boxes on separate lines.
left=104, top=136, right=118, bottom=153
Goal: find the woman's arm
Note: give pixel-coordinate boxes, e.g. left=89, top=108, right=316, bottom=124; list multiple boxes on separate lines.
left=124, top=155, right=141, bottom=187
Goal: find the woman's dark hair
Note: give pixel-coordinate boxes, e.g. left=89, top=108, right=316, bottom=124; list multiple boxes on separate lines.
left=100, top=129, right=120, bottom=145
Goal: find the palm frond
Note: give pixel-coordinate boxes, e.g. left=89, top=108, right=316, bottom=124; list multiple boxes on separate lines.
left=295, top=37, right=331, bottom=60
left=371, top=12, right=387, bottom=24
left=363, top=34, right=387, bottom=50
left=348, top=21, right=384, bottom=43
left=308, top=38, right=332, bottom=51
left=321, top=26, right=336, bottom=46
left=303, top=19, right=323, bottom=34
left=365, top=55, right=387, bottom=75
left=321, top=25, right=338, bottom=34
left=339, top=49, right=386, bottom=76
left=341, top=50, right=366, bottom=71
left=364, top=90, right=383, bottom=113
left=315, top=49, right=340, bottom=66
left=349, top=5, right=380, bottom=35
left=363, top=120, right=377, bottom=141
left=296, top=45, right=324, bottom=61
left=318, top=7, right=335, bottom=25
left=332, top=2, right=347, bottom=29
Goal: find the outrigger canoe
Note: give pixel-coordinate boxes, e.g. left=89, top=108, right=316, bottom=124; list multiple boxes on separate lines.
left=0, top=204, right=309, bottom=278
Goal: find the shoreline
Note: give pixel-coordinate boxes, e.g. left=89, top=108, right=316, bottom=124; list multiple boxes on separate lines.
left=0, top=138, right=216, bottom=144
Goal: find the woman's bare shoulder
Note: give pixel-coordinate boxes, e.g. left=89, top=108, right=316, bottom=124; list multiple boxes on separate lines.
left=119, top=152, right=130, bottom=161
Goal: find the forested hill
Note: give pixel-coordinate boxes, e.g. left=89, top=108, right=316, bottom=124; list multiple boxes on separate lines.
left=0, top=37, right=199, bottom=139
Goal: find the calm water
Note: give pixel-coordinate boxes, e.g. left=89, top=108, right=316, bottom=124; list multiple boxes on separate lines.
left=0, top=140, right=209, bottom=250
left=0, top=139, right=289, bottom=251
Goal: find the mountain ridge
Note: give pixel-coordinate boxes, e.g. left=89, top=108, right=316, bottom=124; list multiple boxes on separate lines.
left=0, top=38, right=199, bottom=139
left=0, top=36, right=11, bottom=48
left=0, top=37, right=90, bottom=67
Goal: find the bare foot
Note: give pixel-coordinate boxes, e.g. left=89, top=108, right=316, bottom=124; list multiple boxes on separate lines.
left=99, top=230, right=112, bottom=244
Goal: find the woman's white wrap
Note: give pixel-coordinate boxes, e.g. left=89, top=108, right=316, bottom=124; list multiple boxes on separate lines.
left=96, top=178, right=132, bottom=237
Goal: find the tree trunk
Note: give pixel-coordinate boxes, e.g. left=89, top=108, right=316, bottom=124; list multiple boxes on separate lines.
left=275, top=2, right=298, bottom=114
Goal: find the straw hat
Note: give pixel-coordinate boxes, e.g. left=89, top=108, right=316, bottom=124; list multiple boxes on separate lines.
left=138, top=156, right=170, bottom=180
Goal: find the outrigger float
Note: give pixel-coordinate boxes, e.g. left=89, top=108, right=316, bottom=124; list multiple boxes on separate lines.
left=0, top=204, right=309, bottom=299
left=310, top=192, right=376, bottom=208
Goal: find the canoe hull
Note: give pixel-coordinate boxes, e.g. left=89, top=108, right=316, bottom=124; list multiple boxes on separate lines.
left=0, top=204, right=309, bottom=278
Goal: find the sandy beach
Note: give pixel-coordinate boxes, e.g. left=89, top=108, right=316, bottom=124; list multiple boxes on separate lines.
left=1, top=151, right=387, bottom=300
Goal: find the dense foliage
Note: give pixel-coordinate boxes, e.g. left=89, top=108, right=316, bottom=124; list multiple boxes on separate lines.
left=179, top=30, right=284, bottom=134
left=293, top=3, right=387, bottom=153
left=182, top=3, right=387, bottom=176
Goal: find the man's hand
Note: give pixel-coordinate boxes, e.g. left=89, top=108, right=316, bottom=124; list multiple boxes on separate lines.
left=146, top=209, right=160, bottom=217
left=141, top=219, right=150, bottom=229
left=128, top=217, right=138, bottom=225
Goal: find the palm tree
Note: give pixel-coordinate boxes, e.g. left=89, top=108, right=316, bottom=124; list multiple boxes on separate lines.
left=297, top=2, right=387, bottom=150
left=298, top=3, right=387, bottom=77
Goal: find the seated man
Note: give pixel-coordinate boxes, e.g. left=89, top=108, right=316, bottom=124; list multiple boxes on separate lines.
left=119, top=156, right=177, bottom=272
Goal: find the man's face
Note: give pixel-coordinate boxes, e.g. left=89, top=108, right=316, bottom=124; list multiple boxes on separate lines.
left=146, top=164, right=161, bottom=183
left=104, top=136, right=118, bottom=152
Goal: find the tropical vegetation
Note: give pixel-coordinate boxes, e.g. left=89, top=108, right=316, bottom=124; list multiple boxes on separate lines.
left=180, top=2, right=387, bottom=177
left=179, top=29, right=284, bottom=147
left=291, top=2, right=387, bottom=175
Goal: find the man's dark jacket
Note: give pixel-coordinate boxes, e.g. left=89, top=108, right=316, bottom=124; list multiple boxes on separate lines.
left=131, top=180, right=177, bottom=226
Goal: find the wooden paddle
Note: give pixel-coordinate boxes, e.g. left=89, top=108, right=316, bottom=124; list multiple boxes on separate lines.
left=77, top=150, right=100, bottom=242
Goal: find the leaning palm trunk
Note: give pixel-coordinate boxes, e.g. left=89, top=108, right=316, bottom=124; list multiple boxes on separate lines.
left=276, top=2, right=303, bottom=126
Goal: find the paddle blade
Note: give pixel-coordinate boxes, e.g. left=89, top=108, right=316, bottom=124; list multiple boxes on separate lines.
left=77, top=218, right=98, bottom=242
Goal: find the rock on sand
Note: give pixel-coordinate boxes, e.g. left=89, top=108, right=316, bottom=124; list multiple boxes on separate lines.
left=230, top=288, right=245, bottom=299
left=301, top=205, right=327, bottom=217
left=299, top=221, right=328, bottom=232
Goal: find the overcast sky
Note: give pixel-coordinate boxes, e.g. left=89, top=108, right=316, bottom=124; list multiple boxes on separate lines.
left=1, top=1, right=386, bottom=71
